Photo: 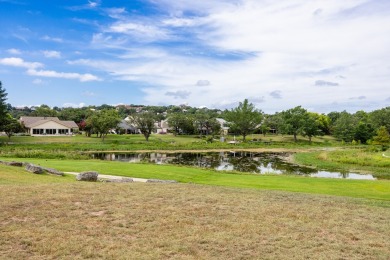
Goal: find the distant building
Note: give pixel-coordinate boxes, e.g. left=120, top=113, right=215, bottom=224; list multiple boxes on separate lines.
left=20, top=117, right=78, bottom=136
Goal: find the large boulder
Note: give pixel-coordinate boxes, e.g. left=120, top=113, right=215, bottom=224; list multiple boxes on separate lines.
left=6, top=161, right=24, bottom=167
left=103, top=177, right=134, bottom=183
left=43, top=167, right=64, bottom=176
left=25, top=163, right=44, bottom=174
left=146, top=179, right=178, bottom=184
left=76, top=171, right=98, bottom=182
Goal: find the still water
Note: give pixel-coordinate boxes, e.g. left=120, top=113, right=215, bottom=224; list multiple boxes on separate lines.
left=91, top=152, right=376, bottom=180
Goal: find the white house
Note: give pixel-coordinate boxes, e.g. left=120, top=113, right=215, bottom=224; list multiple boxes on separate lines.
left=20, top=117, right=78, bottom=136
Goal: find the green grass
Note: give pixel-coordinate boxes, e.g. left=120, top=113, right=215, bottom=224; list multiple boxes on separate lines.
left=2, top=158, right=389, bottom=201
left=0, top=133, right=339, bottom=152
left=0, top=164, right=74, bottom=184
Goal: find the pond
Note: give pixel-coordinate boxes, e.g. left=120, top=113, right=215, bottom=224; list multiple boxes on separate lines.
left=91, top=152, right=376, bottom=180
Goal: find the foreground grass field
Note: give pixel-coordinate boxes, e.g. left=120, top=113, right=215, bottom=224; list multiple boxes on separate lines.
left=1, top=167, right=389, bottom=259
left=2, top=159, right=389, bottom=201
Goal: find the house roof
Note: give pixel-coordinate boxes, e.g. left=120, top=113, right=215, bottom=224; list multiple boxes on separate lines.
left=118, top=120, right=137, bottom=130
left=20, top=117, right=78, bottom=129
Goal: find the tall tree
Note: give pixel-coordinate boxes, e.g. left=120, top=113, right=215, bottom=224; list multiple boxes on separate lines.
left=279, top=106, right=309, bottom=142
left=129, top=112, right=156, bottom=141
left=2, top=115, right=23, bottom=141
left=301, top=112, right=322, bottom=143
left=86, top=109, right=121, bottom=141
left=373, top=126, right=390, bottom=150
left=369, top=107, right=390, bottom=133
left=224, top=99, right=262, bottom=141
left=0, top=81, right=8, bottom=127
left=332, top=111, right=357, bottom=142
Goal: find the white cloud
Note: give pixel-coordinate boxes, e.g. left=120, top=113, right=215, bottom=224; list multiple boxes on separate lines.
left=62, top=102, right=86, bottom=108
left=32, top=78, right=45, bottom=85
left=70, top=0, right=390, bottom=112
left=83, top=91, right=96, bottom=96
left=41, top=35, right=63, bottom=43
left=42, top=50, right=61, bottom=58
left=7, top=48, right=21, bottom=55
left=107, top=21, right=170, bottom=42
left=0, top=57, right=43, bottom=69
left=27, top=69, right=101, bottom=82
left=165, top=90, right=191, bottom=99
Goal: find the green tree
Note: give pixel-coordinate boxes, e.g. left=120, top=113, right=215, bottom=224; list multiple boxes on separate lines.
left=301, top=112, right=322, bottom=143
left=129, top=112, right=156, bottom=141
left=224, top=99, right=262, bottom=141
left=193, top=110, right=215, bottom=136
left=2, top=115, right=23, bottom=141
left=354, top=122, right=374, bottom=144
left=167, top=113, right=185, bottom=136
left=369, top=107, right=390, bottom=133
left=279, top=106, right=309, bottom=142
left=316, top=114, right=331, bottom=135
left=332, top=111, right=357, bottom=142
left=373, top=126, right=390, bottom=150
left=31, top=105, right=58, bottom=117
left=86, top=109, right=121, bottom=141
left=0, top=81, right=8, bottom=128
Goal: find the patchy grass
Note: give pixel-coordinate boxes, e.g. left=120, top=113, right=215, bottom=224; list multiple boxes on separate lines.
left=294, top=148, right=390, bottom=179
left=1, top=181, right=389, bottom=259
left=2, top=158, right=390, bottom=201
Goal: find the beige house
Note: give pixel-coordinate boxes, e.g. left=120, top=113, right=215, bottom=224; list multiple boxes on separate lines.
left=20, top=117, right=78, bottom=136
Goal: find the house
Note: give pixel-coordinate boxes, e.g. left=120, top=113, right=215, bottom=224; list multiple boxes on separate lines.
left=216, top=118, right=229, bottom=135
left=20, top=117, right=78, bottom=136
left=154, top=120, right=170, bottom=134
left=117, top=120, right=139, bottom=134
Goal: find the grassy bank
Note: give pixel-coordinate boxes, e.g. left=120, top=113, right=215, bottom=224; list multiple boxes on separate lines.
left=0, top=134, right=338, bottom=159
left=2, top=159, right=389, bottom=201
left=294, top=148, right=390, bottom=179
left=1, top=177, right=389, bottom=259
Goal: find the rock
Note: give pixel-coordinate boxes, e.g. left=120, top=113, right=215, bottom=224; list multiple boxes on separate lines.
left=25, top=163, right=44, bottom=174
left=76, top=171, right=98, bottom=182
left=102, top=177, right=134, bottom=183
left=43, top=167, right=64, bottom=176
left=146, top=179, right=178, bottom=183
left=6, top=161, right=23, bottom=167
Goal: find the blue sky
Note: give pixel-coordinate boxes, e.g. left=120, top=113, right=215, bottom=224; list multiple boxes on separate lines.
left=1, top=0, right=389, bottom=112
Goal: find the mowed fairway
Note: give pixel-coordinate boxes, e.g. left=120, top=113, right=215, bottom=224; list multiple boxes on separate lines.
left=1, top=164, right=390, bottom=259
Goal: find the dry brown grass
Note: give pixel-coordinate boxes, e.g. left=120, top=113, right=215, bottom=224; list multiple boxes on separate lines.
left=1, top=182, right=389, bottom=259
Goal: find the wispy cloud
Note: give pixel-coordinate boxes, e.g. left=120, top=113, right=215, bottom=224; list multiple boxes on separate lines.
left=165, top=90, right=191, bottom=99
left=0, top=57, right=43, bottom=69
left=41, top=35, right=63, bottom=43
left=62, top=102, right=86, bottom=108
left=83, top=91, right=96, bottom=96
left=32, top=78, right=46, bottom=85
left=269, top=90, right=282, bottom=99
left=42, top=50, right=61, bottom=58
left=7, top=48, right=21, bottom=55
left=315, top=80, right=339, bottom=87
left=196, top=80, right=210, bottom=86
left=27, top=69, right=101, bottom=82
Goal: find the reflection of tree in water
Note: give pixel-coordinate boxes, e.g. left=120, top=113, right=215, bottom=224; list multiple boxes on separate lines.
left=339, top=171, right=349, bottom=178
left=228, top=156, right=262, bottom=173
left=92, top=152, right=318, bottom=175
left=169, top=153, right=220, bottom=168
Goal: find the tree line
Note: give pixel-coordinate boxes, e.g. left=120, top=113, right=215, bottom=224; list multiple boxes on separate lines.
left=1, top=81, right=389, bottom=146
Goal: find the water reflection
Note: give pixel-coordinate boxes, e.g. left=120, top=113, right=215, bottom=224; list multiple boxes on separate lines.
left=91, top=152, right=376, bottom=180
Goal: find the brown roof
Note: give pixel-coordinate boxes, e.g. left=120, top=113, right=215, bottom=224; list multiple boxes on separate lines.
left=20, top=117, right=78, bottom=129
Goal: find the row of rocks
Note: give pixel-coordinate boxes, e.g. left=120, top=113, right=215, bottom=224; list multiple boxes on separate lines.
left=0, top=160, right=64, bottom=176
left=1, top=160, right=178, bottom=183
